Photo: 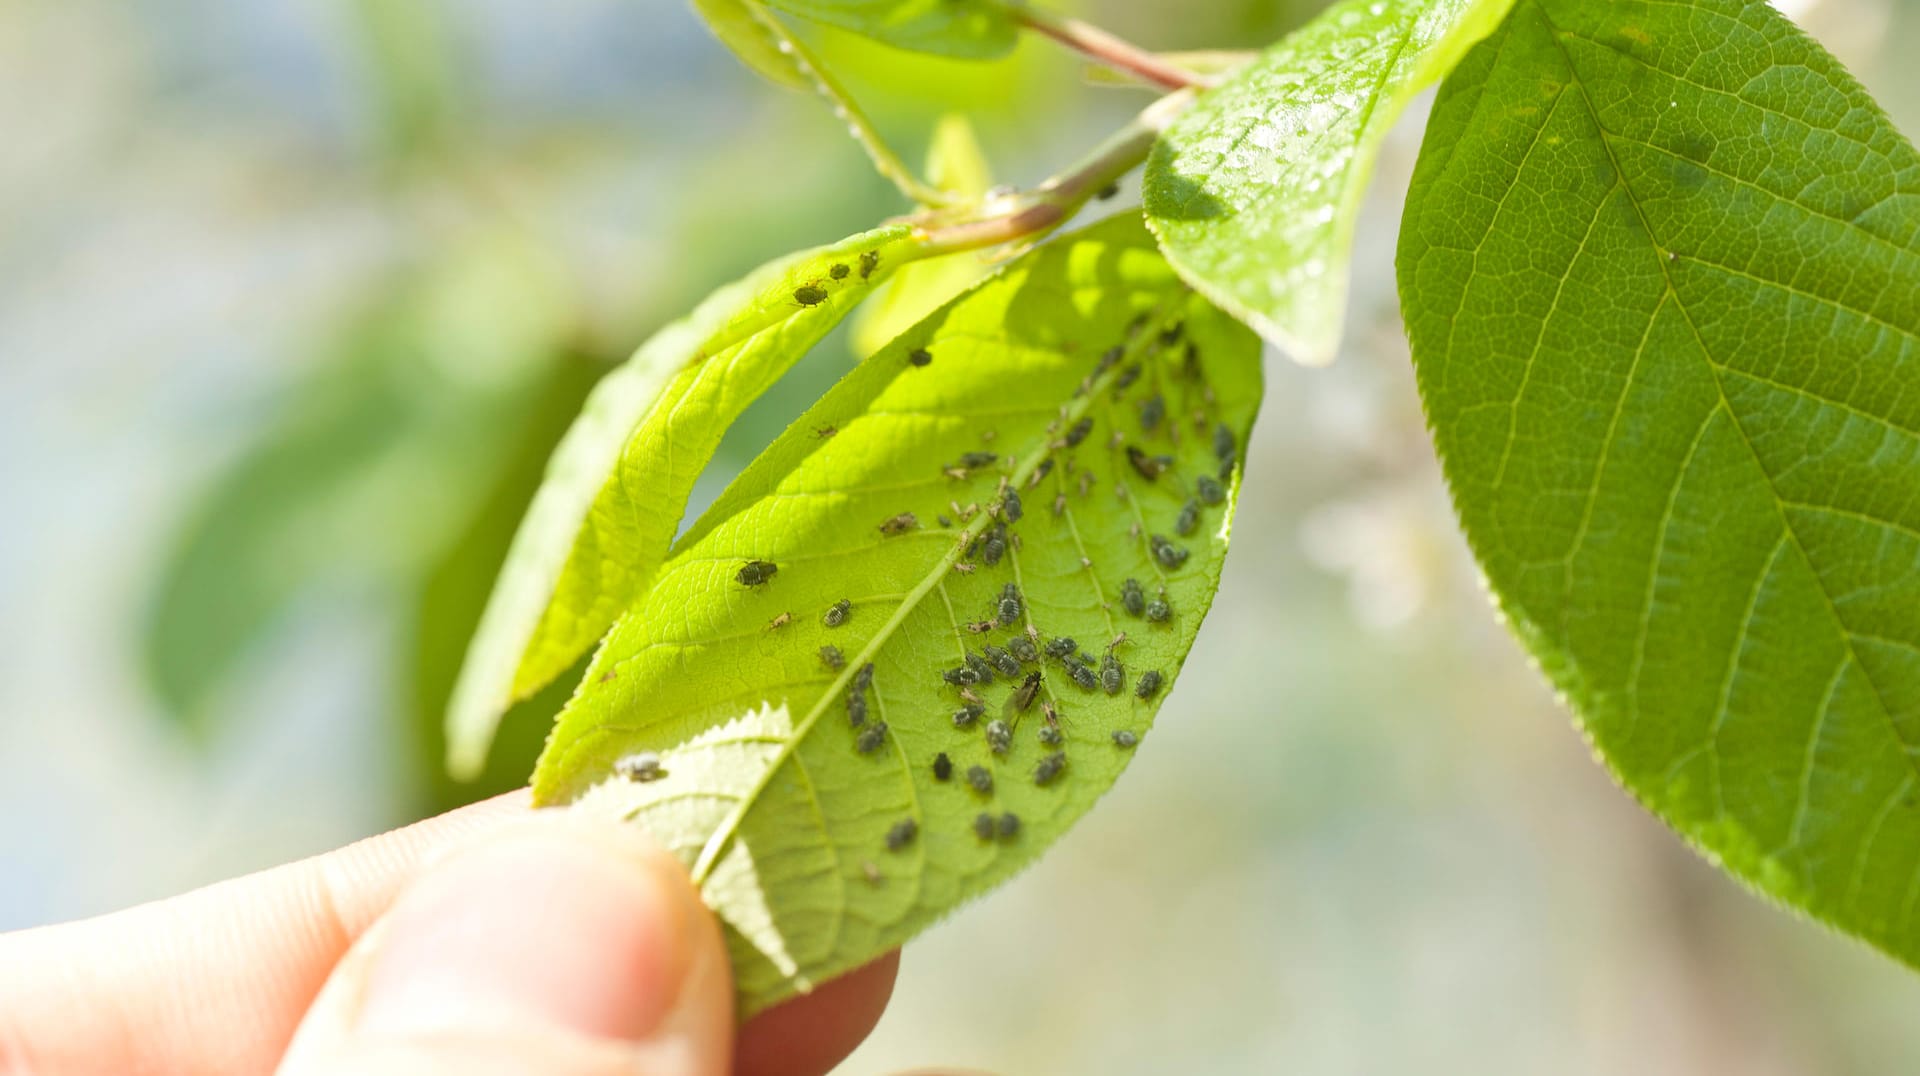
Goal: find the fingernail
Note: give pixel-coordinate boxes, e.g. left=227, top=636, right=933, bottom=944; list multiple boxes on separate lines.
left=354, top=819, right=694, bottom=1042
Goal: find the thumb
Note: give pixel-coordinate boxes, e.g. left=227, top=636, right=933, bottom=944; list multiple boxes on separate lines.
left=277, top=813, right=733, bottom=1076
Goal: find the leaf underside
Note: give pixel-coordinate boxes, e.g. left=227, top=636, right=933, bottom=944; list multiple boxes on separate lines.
left=447, top=225, right=918, bottom=776
left=1401, top=0, right=1920, bottom=964
left=689, top=0, right=812, bottom=90
left=535, top=215, right=1263, bottom=1015
left=1144, top=0, right=1513, bottom=366
left=760, top=0, right=1017, bottom=59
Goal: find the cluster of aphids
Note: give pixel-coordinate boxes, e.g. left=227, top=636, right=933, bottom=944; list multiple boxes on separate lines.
left=790, top=248, right=883, bottom=309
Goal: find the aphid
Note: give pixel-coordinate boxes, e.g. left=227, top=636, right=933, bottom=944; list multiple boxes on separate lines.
left=1219, top=457, right=1236, bottom=480
left=1038, top=725, right=1064, bottom=746
left=1120, top=578, right=1146, bottom=617
left=981, top=526, right=1007, bottom=567
left=966, top=620, right=996, bottom=634
left=1127, top=312, right=1151, bottom=336
left=997, top=582, right=1022, bottom=625
left=943, top=466, right=969, bottom=481
left=794, top=284, right=829, bottom=306
left=1096, top=181, right=1120, bottom=200
left=1159, top=322, right=1185, bottom=346
left=1068, top=662, right=1098, bottom=691
left=1106, top=631, right=1129, bottom=652
left=952, top=561, right=976, bottom=575
left=859, top=249, right=880, bottom=279
left=1052, top=492, right=1067, bottom=516
left=965, top=652, right=995, bottom=684
left=856, top=722, right=889, bottom=754
left=886, top=818, right=918, bottom=851
left=1127, top=445, right=1173, bottom=481
left=823, top=598, right=852, bottom=628
left=1183, top=340, right=1203, bottom=380
left=613, top=751, right=666, bottom=783
left=953, top=703, right=985, bottom=727
left=942, top=665, right=979, bottom=687
left=1196, top=474, right=1226, bottom=506
left=1100, top=653, right=1124, bottom=695
left=1034, top=751, right=1067, bottom=786
left=1044, top=636, right=1078, bottom=660
left=1008, top=635, right=1039, bottom=663
left=1012, top=670, right=1043, bottom=711
left=1108, top=430, right=1127, bottom=451
left=1063, top=416, right=1094, bottom=448
left=973, top=812, right=997, bottom=840
left=1079, top=651, right=1096, bottom=667
left=937, top=513, right=953, bottom=527
left=1140, top=394, right=1166, bottom=432
left=1135, top=669, right=1164, bottom=699
left=1002, top=489, right=1024, bottom=523
left=1150, top=534, right=1190, bottom=569
left=854, top=662, right=875, bottom=691
left=1176, top=499, right=1200, bottom=536
left=907, top=347, right=933, bottom=367
left=983, top=645, right=1021, bottom=678
left=967, top=764, right=994, bottom=794
left=1113, top=730, right=1139, bottom=748
left=879, top=512, right=919, bottom=536
left=820, top=644, right=845, bottom=671
left=813, top=425, right=837, bottom=439
left=1113, top=363, right=1143, bottom=392
left=1027, top=459, right=1054, bottom=489
left=599, top=670, right=618, bottom=683
left=736, top=560, right=778, bottom=587
left=960, top=451, right=999, bottom=470
left=1145, top=598, right=1172, bottom=623
left=997, top=812, right=1021, bottom=838
left=958, top=685, right=985, bottom=706
left=830, top=262, right=850, bottom=280
left=862, top=861, right=883, bottom=885
left=847, top=692, right=868, bottom=727
left=1042, top=700, right=1060, bottom=727
left=986, top=719, right=1013, bottom=755
left=1213, top=423, right=1235, bottom=462
left=767, top=611, right=793, bottom=631
left=933, top=752, right=954, bottom=781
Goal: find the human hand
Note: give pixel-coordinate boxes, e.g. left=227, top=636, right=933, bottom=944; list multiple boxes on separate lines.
left=0, top=792, right=897, bottom=1075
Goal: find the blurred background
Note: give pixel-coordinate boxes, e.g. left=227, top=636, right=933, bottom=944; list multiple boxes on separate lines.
left=5, top=0, right=1920, bottom=1071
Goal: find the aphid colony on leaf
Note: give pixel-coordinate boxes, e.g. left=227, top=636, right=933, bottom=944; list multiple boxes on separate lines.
left=614, top=751, right=666, bottom=783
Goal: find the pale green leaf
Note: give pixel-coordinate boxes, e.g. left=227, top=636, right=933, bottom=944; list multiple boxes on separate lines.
left=851, top=113, right=996, bottom=355
left=1144, top=0, right=1513, bottom=365
left=1401, top=0, right=1920, bottom=965
left=762, top=0, right=1017, bottom=59
left=534, top=215, right=1262, bottom=1014
left=448, top=226, right=920, bottom=777
left=689, top=0, right=810, bottom=90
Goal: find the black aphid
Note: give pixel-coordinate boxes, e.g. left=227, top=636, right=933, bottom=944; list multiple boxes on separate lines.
left=1150, top=534, right=1191, bottom=569
left=983, top=645, right=1021, bottom=678
left=1063, top=416, right=1094, bottom=448
left=1096, top=181, right=1120, bottom=200
left=933, top=752, right=954, bottom=781
left=1176, top=499, right=1200, bottom=536
left=823, top=598, right=852, bottom=627
left=1100, top=653, right=1124, bottom=695
left=1008, top=635, right=1039, bottom=663
left=859, top=249, right=880, bottom=279
left=856, top=722, right=889, bottom=754
left=1038, top=725, right=1064, bottom=746
left=967, top=764, right=994, bottom=794
left=820, top=644, right=845, bottom=671
left=1145, top=598, right=1172, bottom=623
left=1140, top=394, right=1165, bottom=432
left=1136, top=669, right=1164, bottom=699
left=879, top=512, right=918, bottom=536
left=854, top=662, right=876, bottom=691
left=1127, top=445, right=1173, bottom=481
left=952, top=704, right=985, bottom=728
left=736, top=560, right=778, bottom=587
left=794, top=284, right=829, bottom=306
left=965, top=652, right=995, bottom=685
left=1068, top=663, right=1098, bottom=691
left=1120, top=578, right=1146, bottom=617
left=830, top=262, right=850, bottom=280
left=847, top=693, right=868, bottom=727
left=1034, top=751, right=1067, bottom=786
left=942, top=666, right=979, bottom=687
left=1045, top=636, right=1078, bottom=660
left=613, top=751, right=666, bottom=783
left=997, top=582, right=1022, bottom=625
left=958, top=451, right=998, bottom=469
left=1196, top=474, right=1225, bottom=506
left=1159, top=322, right=1185, bottom=346
left=814, top=424, right=837, bottom=439
left=966, top=620, right=996, bottom=634
left=1012, top=670, right=1043, bottom=711
left=997, top=812, right=1021, bottom=838
left=981, top=525, right=1007, bottom=567
left=886, top=818, right=918, bottom=851
left=1095, top=344, right=1124, bottom=375
left=1079, top=651, right=1096, bottom=667
left=937, top=513, right=953, bottom=527
left=1219, top=457, right=1236, bottom=480
left=1002, top=489, right=1024, bottom=523
left=907, top=347, right=933, bottom=367
left=1028, top=459, right=1054, bottom=488
left=973, top=812, right=997, bottom=839
left=1212, top=423, right=1235, bottom=462
left=986, top=719, right=1013, bottom=754
left=1113, top=363, right=1142, bottom=391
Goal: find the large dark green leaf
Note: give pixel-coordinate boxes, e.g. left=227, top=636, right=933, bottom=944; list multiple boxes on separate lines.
left=1401, top=0, right=1920, bottom=964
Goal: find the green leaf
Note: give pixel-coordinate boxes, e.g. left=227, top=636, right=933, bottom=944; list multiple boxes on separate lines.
left=1400, top=0, right=1920, bottom=966
left=1143, top=0, right=1513, bottom=366
left=851, top=113, right=996, bottom=355
left=533, top=215, right=1262, bottom=1015
left=688, top=0, right=811, bottom=90
left=448, top=226, right=920, bottom=777
left=761, top=0, right=1017, bottom=59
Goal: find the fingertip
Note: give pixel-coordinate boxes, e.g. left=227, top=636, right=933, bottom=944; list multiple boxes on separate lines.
left=734, top=951, right=900, bottom=1076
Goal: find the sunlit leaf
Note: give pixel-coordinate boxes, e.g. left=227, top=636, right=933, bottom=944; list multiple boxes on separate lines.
left=689, top=0, right=811, bottom=90
left=1402, top=0, right=1920, bottom=966
left=762, top=0, right=1017, bottom=59
left=534, top=215, right=1263, bottom=1015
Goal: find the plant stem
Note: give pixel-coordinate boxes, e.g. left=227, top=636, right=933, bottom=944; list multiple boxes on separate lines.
left=1009, top=6, right=1213, bottom=91
left=913, top=89, right=1193, bottom=253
